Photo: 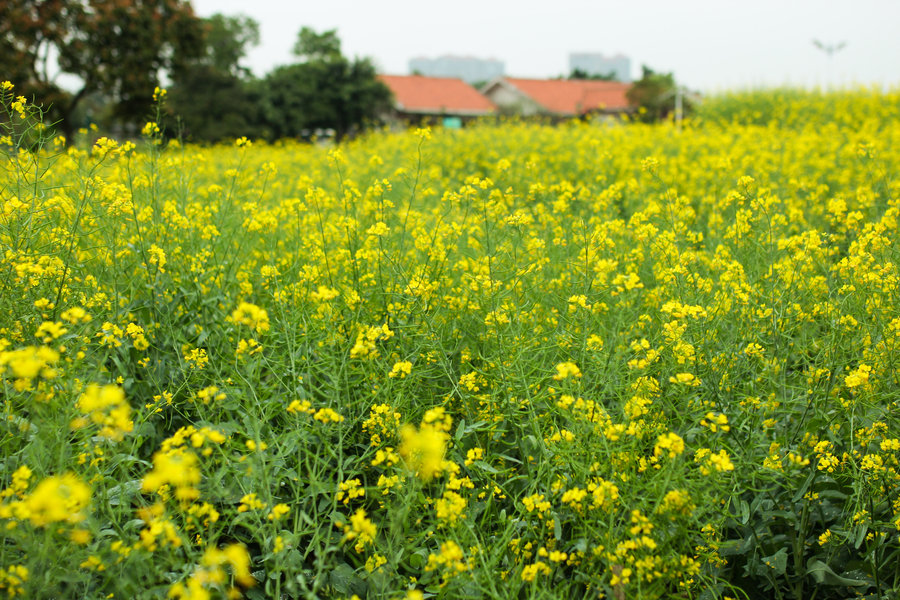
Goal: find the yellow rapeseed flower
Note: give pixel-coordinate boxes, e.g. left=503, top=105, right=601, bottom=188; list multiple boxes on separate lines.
left=399, top=422, right=448, bottom=481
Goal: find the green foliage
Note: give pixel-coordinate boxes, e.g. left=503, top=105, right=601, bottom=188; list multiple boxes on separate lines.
left=201, top=14, right=261, bottom=78
left=260, top=28, right=392, bottom=141
left=168, top=67, right=263, bottom=143
left=166, top=24, right=391, bottom=143
left=626, top=65, right=687, bottom=123
left=167, top=13, right=262, bottom=143
left=568, top=68, right=619, bottom=81
left=0, top=0, right=204, bottom=140
left=292, top=27, right=343, bottom=62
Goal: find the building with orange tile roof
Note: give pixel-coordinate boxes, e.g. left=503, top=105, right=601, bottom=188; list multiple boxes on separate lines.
left=378, top=74, right=497, bottom=125
left=481, top=77, right=632, bottom=118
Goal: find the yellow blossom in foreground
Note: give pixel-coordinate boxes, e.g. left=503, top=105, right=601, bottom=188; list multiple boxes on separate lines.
left=245, top=439, right=267, bottom=451
left=343, top=508, right=376, bottom=552
left=658, top=489, right=695, bottom=517
left=521, top=561, right=552, bottom=581
left=92, top=136, right=119, bottom=157
left=196, top=385, right=226, bottom=404
left=268, top=503, right=290, bottom=521
left=142, top=448, right=202, bottom=500
left=22, top=473, right=91, bottom=527
left=426, top=540, right=470, bottom=582
left=230, top=302, right=270, bottom=334
left=366, top=221, right=390, bottom=236
left=389, top=360, right=413, bottom=378
left=844, top=364, right=872, bottom=389
left=696, top=448, right=736, bottom=475
left=669, top=372, right=701, bottom=387
left=465, top=447, right=484, bottom=466
left=399, top=422, right=448, bottom=481
left=183, top=347, right=208, bottom=370
left=553, top=361, right=582, bottom=380
left=34, top=321, right=67, bottom=343
left=0, top=465, right=32, bottom=500
left=169, top=543, right=254, bottom=599
left=313, top=407, right=344, bottom=423
left=141, top=122, right=160, bottom=137
left=147, top=244, right=166, bottom=272
left=654, top=432, right=685, bottom=459
left=700, top=412, right=730, bottom=433
left=435, top=490, right=467, bottom=525
left=365, top=553, right=387, bottom=573
left=0, top=345, right=59, bottom=388
left=336, top=479, right=365, bottom=504
left=238, top=493, right=267, bottom=513
left=73, top=384, right=133, bottom=441
left=0, top=565, right=28, bottom=597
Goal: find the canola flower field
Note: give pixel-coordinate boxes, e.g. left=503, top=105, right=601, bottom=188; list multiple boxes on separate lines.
left=2, top=84, right=900, bottom=599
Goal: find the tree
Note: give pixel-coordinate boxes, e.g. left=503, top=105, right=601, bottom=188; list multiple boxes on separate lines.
left=292, top=27, right=341, bottom=62
left=201, top=14, right=260, bottom=78
left=569, top=68, right=618, bottom=81
left=168, top=13, right=262, bottom=142
left=626, top=65, right=689, bottom=123
left=0, top=0, right=204, bottom=140
left=260, top=27, right=392, bottom=142
left=168, top=66, right=263, bottom=143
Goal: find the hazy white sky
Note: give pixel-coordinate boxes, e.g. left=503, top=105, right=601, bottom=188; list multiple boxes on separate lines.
left=191, top=0, right=899, bottom=91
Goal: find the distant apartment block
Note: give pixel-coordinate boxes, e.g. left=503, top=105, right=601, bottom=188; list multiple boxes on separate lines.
left=408, top=55, right=505, bottom=85
left=569, top=53, right=632, bottom=82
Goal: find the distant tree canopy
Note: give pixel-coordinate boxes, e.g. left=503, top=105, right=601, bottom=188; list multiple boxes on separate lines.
left=626, top=65, right=690, bottom=123
left=1, top=7, right=392, bottom=144
left=259, top=27, right=392, bottom=142
left=293, top=27, right=342, bottom=62
left=168, top=13, right=262, bottom=142
left=202, top=14, right=261, bottom=78
left=0, top=0, right=204, bottom=140
left=568, top=68, right=619, bottom=81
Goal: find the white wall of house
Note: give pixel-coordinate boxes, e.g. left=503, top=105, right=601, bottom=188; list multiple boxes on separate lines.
left=483, top=84, right=542, bottom=116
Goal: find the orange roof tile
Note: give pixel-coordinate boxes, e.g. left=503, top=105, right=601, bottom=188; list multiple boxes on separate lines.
left=502, top=78, right=631, bottom=115
left=378, top=74, right=496, bottom=115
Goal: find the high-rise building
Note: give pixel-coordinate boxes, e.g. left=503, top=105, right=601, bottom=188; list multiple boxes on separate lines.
left=408, top=55, right=505, bottom=85
left=568, top=53, right=632, bottom=82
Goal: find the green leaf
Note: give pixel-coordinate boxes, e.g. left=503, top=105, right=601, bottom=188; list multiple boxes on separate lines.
left=760, top=548, right=788, bottom=576
left=455, top=418, right=466, bottom=441
left=329, top=563, right=364, bottom=596
left=471, top=460, right=500, bottom=473
left=852, top=524, right=868, bottom=549
left=806, top=559, right=871, bottom=587
left=408, top=551, right=426, bottom=570
left=791, top=469, right=817, bottom=503
left=740, top=499, right=750, bottom=524
left=106, top=479, right=142, bottom=506
left=718, top=535, right=754, bottom=556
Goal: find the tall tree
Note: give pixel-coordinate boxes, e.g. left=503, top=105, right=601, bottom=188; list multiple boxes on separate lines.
left=260, top=27, right=392, bottom=142
left=168, top=13, right=262, bottom=142
left=0, top=0, right=204, bottom=140
left=292, top=27, right=341, bottom=62
left=200, top=13, right=260, bottom=78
